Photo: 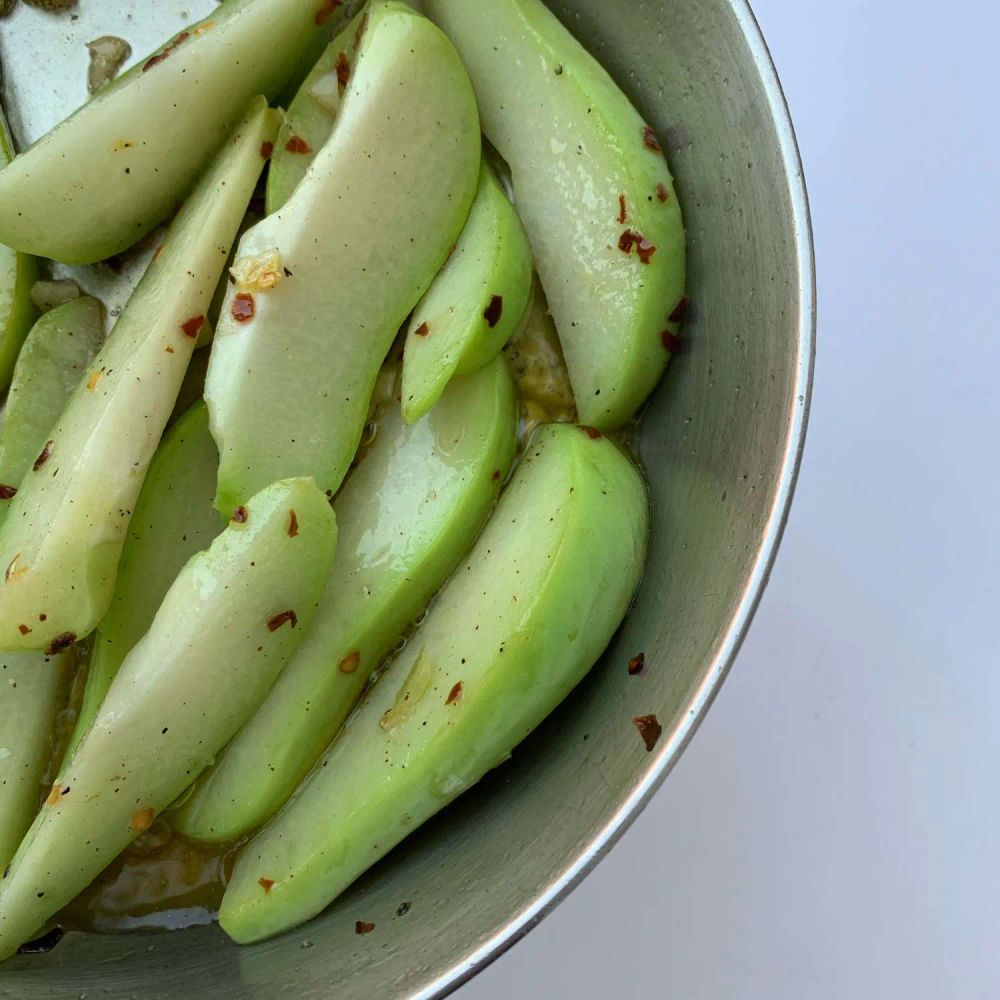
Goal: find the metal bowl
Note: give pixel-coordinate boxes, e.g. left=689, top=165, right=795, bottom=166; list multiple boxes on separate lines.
left=0, top=0, right=813, bottom=995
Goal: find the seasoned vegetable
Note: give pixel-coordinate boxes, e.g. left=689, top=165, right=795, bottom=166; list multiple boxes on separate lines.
left=0, top=100, right=278, bottom=652
left=425, top=0, right=686, bottom=430
left=401, top=162, right=532, bottom=424
left=266, top=6, right=369, bottom=213
left=0, top=477, right=337, bottom=960
left=206, top=1, right=480, bottom=513
left=173, top=356, right=518, bottom=842
left=63, top=403, right=223, bottom=764
left=220, top=424, right=648, bottom=943
left=0, top=102, right=37, bottom=394
left=0, top=297, right=104, bottom=508
left=0, top=649, right=74, bottom=872
left=0, top=0, right=333, bottom=263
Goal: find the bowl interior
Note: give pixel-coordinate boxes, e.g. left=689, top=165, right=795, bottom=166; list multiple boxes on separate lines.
left=0, top=1, right=812, bottom=996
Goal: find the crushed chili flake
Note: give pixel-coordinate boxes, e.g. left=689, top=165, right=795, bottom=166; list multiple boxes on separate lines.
left=231, top=292, right=256, bottom=323
left=661, top=329, right=681, bottom=353
left=0, top=484, right=17, bottom=500
left=446, top=681, right=464, bottom=705
left=642, top=125, right=662, bottom=153
left=354, top=12, right=368, bottom=48
left=483, top=295, right=504, bottom=329
left=668, top=296, right=689, bottom=324
left=618, top=194, right=628, bottom=224
left=267, top=610, right=298, bottom=632
left=355, top=920, right=375, bottom=935
left=618, top=230, right=657, bottom=264
left=414, top=322, right=430, bottom=338
left=315, top=0, right=341, bottom=25
left=143, top=31, right=190, bottom=73
left=288, top=510, right=299, bottom=537
left=284, top=135, right=312, bottom=155
left=38, top=614, right=47, bottom=622
left=579, top=426, right=603, bottom=440
left=232, top=506, right=249, bottom=524
left=181, top=315, right=205, bottom=338
left=33, top=440, right=54, bottom=471
left=46, top=633, right=76, bottom=655
left=656, top=183, right=670, bottom=203
left=633, top=714, right=662, bottom=752
left=258, top=877, right=275, bottom=893
left=45, top=784, right=63, bottom=806
left=260, top=140, right=274, bottom=159
left=336, top=50, right=351, bottom=90
left=628, top=653, right=646, bottom=676
left=86, top=370, right=103, bottom=390
left=17, top=624, right=31, bottom=636
left=165, top=346, right=176, bottom=354
left=129, top=807, right=156, bottom=833
left=338, top=650, right=361, bottom=674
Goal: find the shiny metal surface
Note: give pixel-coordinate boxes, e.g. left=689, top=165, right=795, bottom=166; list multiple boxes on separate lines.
left=0, top=0, right=814, bottom=996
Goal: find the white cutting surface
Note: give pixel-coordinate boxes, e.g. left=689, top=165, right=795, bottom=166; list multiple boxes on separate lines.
left=464, top=0, right=1000, bottom=996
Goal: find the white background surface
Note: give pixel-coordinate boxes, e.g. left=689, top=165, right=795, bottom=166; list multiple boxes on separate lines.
left=465, top=0, right=1000, bottom=997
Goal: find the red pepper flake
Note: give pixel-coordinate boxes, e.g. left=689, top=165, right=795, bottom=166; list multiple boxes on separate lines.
left=181, top=315, right=205, bottom=338
left=46, top=633, right=76, bottom=655
left=315, top=0, right=341, bottom=25
left=618, top=230, right=657, bottom=264
left=336, top=50, right=351, bottom=90
left=38, top=614, right=47, bottom=622
left=354, top=12, right=368, bottom=48
left=284, top=135, right=312, bottom=155
left=267, top=610, right=298, bottom=632
left=17, top=624, right=31, bottom=636
left=258, top=877, right=275, bottom=894
left=165, top=346, right=176, bottom=354
left=355, top=920, right=375, bottom=935
left=414, top=322, right=430, bottom=338
left=260, top=140, right=274, bottom=159
left=33, top=440, right=54, bottom=472
left=231, top=292, right=256, bottom=323
left=642, top=125, right=662, bottom=153
left=483, top=295, right=504, bottom=329
left=446, top=681, right=464, bottom=706
left=668, top=296, right=689, bottom=324
left=130, top=807, right=156, bottom=833
left=491, top=469, right=501, bottom=482
left=656, top=183, right=670, bottom=203
left=45, top=784, right=63, bottom=806
left=661, top=329, right=681, bottom=353
left=338, top=650, right=361, bottom=674
left=579, top=426, right=603, bottom=440
left=618, top=194, right=627, bottom=224
left=0, top=484, right=17, bottom=500
left=288, top=510, right=299, bottom=538
left=232, top=506, right=249, bottom=524
left=143, top=31, right=190, bottom=73
left=628, top=653, right=646, bottom=676
left=633, top=714, right=662, bottom=752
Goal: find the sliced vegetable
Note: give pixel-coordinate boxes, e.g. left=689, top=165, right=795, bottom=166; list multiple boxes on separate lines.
left=173, top=356, right=518, bottom=842
left=0, top=99, right=279, bottom=652
left=0, top=0, right=333, bottom=263
left=266, top=6, right=369, bottom=213
left=220, top=423, right=648, bottom=943
left=63, top=402, right=223, bottom=764
left=0, top=649, right=74, bottom=873
left=401, top=162, right=532, bottom=424
left=0, top=477, right=337, bottom=960
left=425, top=0, right=686, bottom=430
left=0, top=297, right=104, bottom=511
left=0, top=102, right=37, bottom=394
left=206, top=1, right=480, bottom=513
